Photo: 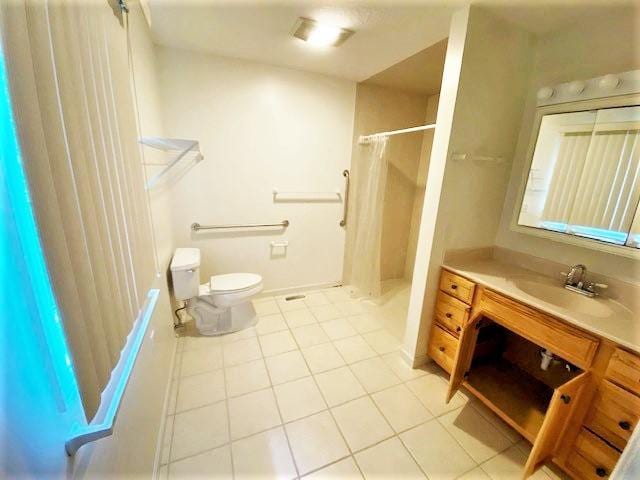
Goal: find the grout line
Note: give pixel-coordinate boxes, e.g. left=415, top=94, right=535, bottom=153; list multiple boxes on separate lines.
left=219, top=347, right=235, bottom=480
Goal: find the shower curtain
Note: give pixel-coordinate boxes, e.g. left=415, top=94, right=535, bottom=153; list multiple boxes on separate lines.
left=349, top=136, right=388, bottom=298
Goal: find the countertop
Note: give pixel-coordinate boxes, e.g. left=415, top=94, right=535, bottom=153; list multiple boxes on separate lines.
left=442, top=258, right=640, bottom=353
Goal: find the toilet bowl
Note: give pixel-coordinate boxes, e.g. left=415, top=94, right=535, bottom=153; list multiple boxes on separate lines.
left=170, top=248, right=263, bottom=335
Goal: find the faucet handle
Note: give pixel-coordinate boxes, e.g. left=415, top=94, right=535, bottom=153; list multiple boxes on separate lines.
left=560, top=271, right=569, bottom=277
left=594, top=283, right=608, bottom=289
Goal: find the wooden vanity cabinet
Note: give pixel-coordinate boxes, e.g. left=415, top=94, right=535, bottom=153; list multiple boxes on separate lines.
left=427, top=268, right=640, bottom=479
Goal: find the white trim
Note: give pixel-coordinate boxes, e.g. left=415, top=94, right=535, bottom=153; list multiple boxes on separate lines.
left=260, top=280, right=342, bottom=297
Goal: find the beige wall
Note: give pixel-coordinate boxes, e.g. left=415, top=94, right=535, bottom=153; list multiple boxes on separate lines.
left=496, top=8, right=640, bottom=283
left=156, top=47, right=356, bottom=293
left=404, top=6, right=535, bottom=362
left=406, top=94, right=439, bottom=280
left=345, top=83, right=429, bottom=284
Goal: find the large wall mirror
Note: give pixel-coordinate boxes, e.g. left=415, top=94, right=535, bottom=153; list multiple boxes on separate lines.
left=514, top=96, right=640, bottom=255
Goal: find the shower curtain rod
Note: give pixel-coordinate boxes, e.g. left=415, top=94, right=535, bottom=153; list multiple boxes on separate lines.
left=358, top=123, right=436, bottom=144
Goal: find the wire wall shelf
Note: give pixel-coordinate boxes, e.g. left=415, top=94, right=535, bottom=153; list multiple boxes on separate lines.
left=140, top=137, right=203, bottom=190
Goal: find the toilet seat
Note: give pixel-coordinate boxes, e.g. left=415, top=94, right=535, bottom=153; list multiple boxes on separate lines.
left=209, top=273, right=262, bottom=294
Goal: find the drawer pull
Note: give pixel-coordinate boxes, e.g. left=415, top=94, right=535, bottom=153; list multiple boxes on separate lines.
left=439, top=346, right=445, bottom=352
left=450, top=284, right=458, bottom=290
left=445, top=312, right=453, bottom=318
left=619, top=420, right=631, bottom=431
left=561, top=394, right=571, bottom=404
left=456, top=326, right=461, bottom=333
left=595, top=467, right=607, bottom=477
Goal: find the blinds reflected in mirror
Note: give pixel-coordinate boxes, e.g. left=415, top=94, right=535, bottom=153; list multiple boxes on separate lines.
left=519, top=105, right=640, bottom=249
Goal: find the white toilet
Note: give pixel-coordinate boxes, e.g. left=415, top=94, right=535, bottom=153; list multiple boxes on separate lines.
left=170, top=248, right=263, bottom=335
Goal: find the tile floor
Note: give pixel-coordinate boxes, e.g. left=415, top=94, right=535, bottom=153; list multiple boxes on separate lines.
left=158, top=285, right=569, bottom=479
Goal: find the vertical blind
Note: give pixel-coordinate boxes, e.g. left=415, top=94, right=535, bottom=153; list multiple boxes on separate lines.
left=542, top=121, right=640, bottom=244
left=4, top=1, right=156, bottom=419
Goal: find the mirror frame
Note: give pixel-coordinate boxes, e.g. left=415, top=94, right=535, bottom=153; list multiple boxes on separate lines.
left=510, top=93, right=640, bottom=259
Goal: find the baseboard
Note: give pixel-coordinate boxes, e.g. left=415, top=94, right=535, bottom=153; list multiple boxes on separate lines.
left=400, top=346, right=430, bottom=369
left=260, top=281, right=342, bottom=298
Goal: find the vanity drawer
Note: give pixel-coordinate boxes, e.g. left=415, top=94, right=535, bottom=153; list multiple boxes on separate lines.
left=428, top=324, right=458, bottom=374
left=439, top=270, right=475, bottom=304
left=434, top=292, right=469, bottom=335
left=566, top=428, right=620, bottom=480
left=584, top=380, right=640, bottom=451
left=605, top=348, right=640, bottom=396
left=479, top=289, right=599, bottom=369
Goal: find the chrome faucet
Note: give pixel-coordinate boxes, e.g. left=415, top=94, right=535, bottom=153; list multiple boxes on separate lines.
left=561, top=264, right=607, bottom=297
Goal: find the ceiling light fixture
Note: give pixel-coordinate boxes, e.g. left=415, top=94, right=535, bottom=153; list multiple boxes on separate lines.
left=292, top=17, right=354, bottom=47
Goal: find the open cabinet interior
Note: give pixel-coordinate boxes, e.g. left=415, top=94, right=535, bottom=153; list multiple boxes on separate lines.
left=465, top=320, right=584, bottom=442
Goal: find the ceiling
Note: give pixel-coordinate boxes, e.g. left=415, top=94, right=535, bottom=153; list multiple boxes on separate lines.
left=146, top=1, right=457, bottom=81
left=362, top=38, right=447, bottom=96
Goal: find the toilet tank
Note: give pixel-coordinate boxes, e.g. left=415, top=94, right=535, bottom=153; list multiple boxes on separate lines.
left=170, top=248, right=201, bottom=300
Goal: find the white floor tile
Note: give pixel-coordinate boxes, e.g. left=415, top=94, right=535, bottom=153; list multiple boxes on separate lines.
left=228, top=388, right=281, bottom=440
left=405, top=374, right=467, bottom=417
left=323, top=288, right=352, bottom=303
left=320, top=318, right=358, bottom=340
left=347, top=314, right=384, bottom=334
left=334, top=300, right=365, bottom=316
left=291, top=324, right=330, bottom=348
left=310, top=304, right=342, bottom=322
left=283, top=308, right=317, bottom=328
left=182, top=334, right=222, bottom=352
left=221, top=327, right=257, bottom=344
left=180, top=346, right=223, bottom=377
left=254, top=299, right=280, bottom=316
left=349, top=357, right=401, bottom=393
left=314, top=366, right=366, bottom=407
left=381, top=352, right=433, bottom=381
left=171, top=402, right=229, bottom=461
left=225, top=359, right=271, bottom=397
left=371, top=384, right=432, bottom=433
left=332, top=396, right=394, bottom=451
left=167, top=380, right=178, bottom=415
left=168, top=444, right=232, bottom=478
left=302, top=343, right=346, bottom=373
left=303, top=457, right=363, bottom=479
left=285, top=411, right=350, bottom=475
left=176, top=369, right=226, bottom=412
left=362, top=330, right=400, bottom=354
left=278, top=296, right=307, bottom=312
left=274, top=376, right=327, bottom=422
left=439, top=405, right=512, bottom=463
left=480, top=445, right=552, bottom=480
left=332, top=335, right=377, bottom=363
left=160, top=414, right=174, bottom=465
left=457, top=467, right=492, bottom=480
left=469, top=398, right=522, bottom=444
left=354, top=437, right=425, bottom=479
left=259, top=330, right=298, bottom=357
left=256, top=313, right=289, bottom=335
left=223, top=337, right=262, bottom=366
left=265, top=349, right=311, bottom=385
left=400, top=420, right=476, bottom=480
left=232, top=427, right=297, bottom=480
left=304, top=292, right=331, bottom=307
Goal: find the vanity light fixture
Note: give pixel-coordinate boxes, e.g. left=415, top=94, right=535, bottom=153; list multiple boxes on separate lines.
left=536, top=86, right=555, bottom=101
left=599, top=74, right=621, bottom=90
left=292, top=17, right=354, bottom=47
left=568, top=80, right=586, bottom=95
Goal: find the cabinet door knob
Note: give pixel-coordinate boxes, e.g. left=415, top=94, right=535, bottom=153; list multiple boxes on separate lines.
left=456, top=326, right=461, bottom=332
left=595, top=467, right=607, bottom=477
left=560, top=394, right=571, bottom=404
left=439, top=346, right=445, bottom=352
left=619, top=420, right=631, bottom=431
left=450, top=284, right=458, bottom=290
left=445, top=312, right=453, bottom=318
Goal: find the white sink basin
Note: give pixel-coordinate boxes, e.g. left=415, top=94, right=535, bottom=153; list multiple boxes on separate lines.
left=509, top=278, right=615, bottom=318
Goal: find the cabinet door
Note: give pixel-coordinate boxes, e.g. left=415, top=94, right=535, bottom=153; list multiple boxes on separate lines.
left=523, top=371, right=591, bottom=477
left=446, top=311, right=481, bottom=402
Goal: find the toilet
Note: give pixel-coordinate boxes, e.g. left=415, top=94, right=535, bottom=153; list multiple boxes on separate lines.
left=170, top=248, right=263, bottom=335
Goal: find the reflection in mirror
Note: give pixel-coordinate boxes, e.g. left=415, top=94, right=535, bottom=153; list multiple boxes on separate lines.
left=518, top=105, right=640, bottom=249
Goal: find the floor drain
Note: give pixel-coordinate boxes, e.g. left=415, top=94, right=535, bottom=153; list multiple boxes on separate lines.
left=285, top=294, right=306, bottom=301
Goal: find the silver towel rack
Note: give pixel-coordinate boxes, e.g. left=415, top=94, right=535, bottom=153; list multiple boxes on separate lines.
left=191, top=220, right=290, bottom=232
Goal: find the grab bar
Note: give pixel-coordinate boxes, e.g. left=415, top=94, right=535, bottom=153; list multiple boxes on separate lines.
left=340, top=169, right=350, bottom=227
left=191, top=220, right=290, bottom=232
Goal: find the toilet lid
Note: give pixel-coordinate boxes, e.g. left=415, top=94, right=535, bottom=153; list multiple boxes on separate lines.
left=209, top=273, right=262, bottom=293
